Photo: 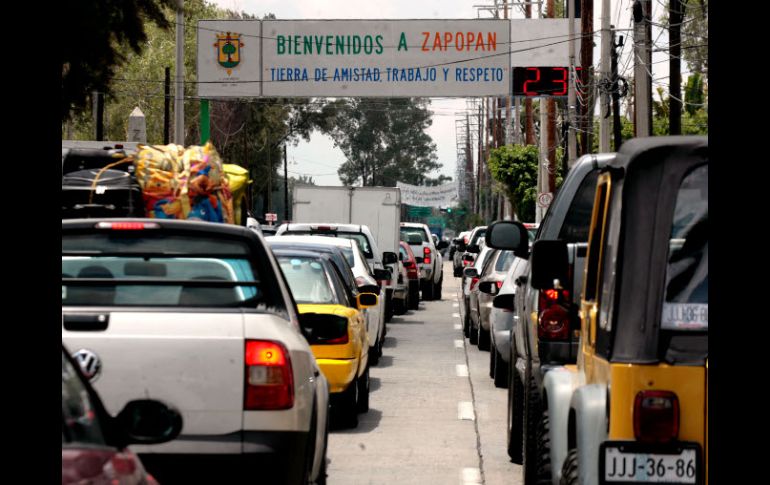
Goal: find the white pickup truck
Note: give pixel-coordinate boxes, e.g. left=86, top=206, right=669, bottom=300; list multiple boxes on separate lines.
left=62, top=218, right=329, bottom=485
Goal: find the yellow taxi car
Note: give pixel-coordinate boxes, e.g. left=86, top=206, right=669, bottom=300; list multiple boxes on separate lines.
left=275, top=249, right=378, bottom=429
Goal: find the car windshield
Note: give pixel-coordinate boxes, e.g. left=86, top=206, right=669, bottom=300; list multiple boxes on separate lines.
left=62, top=232, right=263, bottom=308
left=278, top=256, right=338, bottom=305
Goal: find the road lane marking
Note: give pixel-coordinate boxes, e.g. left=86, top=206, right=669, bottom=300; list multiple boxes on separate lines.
left=454, top=323, right=462, bottom=330
left=456, top=364, right=468, bottom=377
left=458, top=401, right=475, bottom=421
left=461, top=468, right=482, bottom=484
left=453, top=302, right=460, bottom=307
left=452, top=312, right=461, bottom=318
left=454, top=339, right=464, bottom=348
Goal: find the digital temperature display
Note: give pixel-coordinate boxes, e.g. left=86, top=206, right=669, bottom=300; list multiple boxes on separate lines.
left=512, top=66, right=583, bottom=97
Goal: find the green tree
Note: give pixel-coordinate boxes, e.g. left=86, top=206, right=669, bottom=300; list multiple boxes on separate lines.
left=320, top=98, right=440, bottom=186
left=487, top=145, right=539, bottom=222
left=62, top=0, right=174, bottom=121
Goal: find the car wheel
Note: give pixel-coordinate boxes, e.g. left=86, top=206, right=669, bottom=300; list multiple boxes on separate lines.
left=314, top=408, right=329, bottom=485
left=463, top=302, right=471, bottom=338
left=385, top=299, right=394, bottom=322
left=535, top=408, right=552, bottom=484
left=369, top=340, right=380, bottom=366
left=341, top=379, right=359, bottom=429
left=356, top=365, right=370, bottom=413
left=494, top=350, right=508, bottom=389
left=393, top=298, right=405, bottom=316
left=469, top=318, right=478, bottom=345
left=477, top=325, right=490, bottom=351
left=435, top=276, right=443, bottom=300
left=522, top=372, right=542, bottom=484
left=489, top=344, right=496, bottom=378
left=507, top=363, right=524, bottom=463
left=560, top=448, right=579, bottom=485
left=422, top=280, right=434, bottom=301
left=409, top=284, right=420, bottom=310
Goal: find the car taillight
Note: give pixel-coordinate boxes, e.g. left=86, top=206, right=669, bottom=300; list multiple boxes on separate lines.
left=537, top=289, right=571, bottom=340
left=470, top=277, right=479, bottom=290
left=463, top=236, right=469, bottom=244
left=634, top=391, right=680, bottom=443
left=423, top=247, right=431, bottom=265
left=244, top=340, right=294, bottom=410
left=496, top=281, right=503, bottom=289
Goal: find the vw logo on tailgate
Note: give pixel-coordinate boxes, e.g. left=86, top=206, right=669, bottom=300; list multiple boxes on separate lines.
left=72, top=349, right=102, bottom=382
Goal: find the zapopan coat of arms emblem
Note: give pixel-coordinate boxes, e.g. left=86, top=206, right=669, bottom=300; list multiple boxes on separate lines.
left=215, top=32, right=245, bottom=76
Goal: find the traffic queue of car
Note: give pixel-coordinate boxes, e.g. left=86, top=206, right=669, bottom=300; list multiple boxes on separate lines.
left=452, top=137, right=708, bottom=485
left=62, top=210, right=444, bottom=484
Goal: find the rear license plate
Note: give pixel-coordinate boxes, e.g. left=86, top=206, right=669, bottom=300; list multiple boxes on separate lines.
left=600, top=442, right=700, bottom=484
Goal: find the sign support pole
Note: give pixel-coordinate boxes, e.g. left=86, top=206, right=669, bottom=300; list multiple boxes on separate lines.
left=200, top=99, right=210, bottom=144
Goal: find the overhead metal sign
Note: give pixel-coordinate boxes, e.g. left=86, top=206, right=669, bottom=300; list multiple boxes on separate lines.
left=509, top=19, right=581, bottom=67
left=262, top=20, right=510, bottom=97
left=197, top=20, right=262, bottom=98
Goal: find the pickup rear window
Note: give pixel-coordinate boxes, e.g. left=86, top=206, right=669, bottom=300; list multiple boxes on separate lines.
left=284, top=231, right=373, bottom=259
left=62, top=232, right=267, bottom=308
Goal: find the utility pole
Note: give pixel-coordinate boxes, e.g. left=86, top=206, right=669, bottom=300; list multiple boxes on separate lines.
left=669, top=0, right=685, bottom=135
left=633, top=0, right=652, bottom=137
left=567, top=0, right=578, bottom=165
left=174, top=0, right=185, bottom=146
left=599, top=0, right=611, bottom=151
left=611, top=31, right=624, bottom=149
left=580, top=0, right=594, bottom=155
left=477, top=102, right=483, bottom=216
left=504, top=1, right=512, bottom=146
left=466, top=113, right=475, bottom=211
left=525, top=1, right=536, bottom=146
left=284, top=142, right=289, bottom=222
left=164, top=67, right=171, bottom=144
left=546, top=0, right=557, bottom=194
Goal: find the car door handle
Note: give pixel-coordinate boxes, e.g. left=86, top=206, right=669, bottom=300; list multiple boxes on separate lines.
left=63, top=313, right=109, bottom=331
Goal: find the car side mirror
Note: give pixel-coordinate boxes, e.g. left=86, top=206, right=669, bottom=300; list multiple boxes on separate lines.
left=466, top=244, right=480, bottom=254
left=373, top=268, right=391, bottom=281
left=115, top=400, right=183, bottom=446
left=357, top=283, right=379, bottom=294
left=382, top=251, right=398, bottom=265
left=456, top=241, right=467, bottom=252
left=463, top=267, right=479, bottom=278
left=478, top=281, right=499, bottom=295
left=493, top=293, right=515, bottom=310
left=357, top=292, right=378, bottom=309
left=462, top=253, right=475, bottom=262
left=530, top=240, right=569, bottom=290
left=437, top=241, right=449, bottom=250
left=485, top=220, right=530, bottom=259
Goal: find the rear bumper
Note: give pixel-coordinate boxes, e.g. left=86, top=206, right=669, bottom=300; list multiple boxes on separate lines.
left=137, top=429, right=309, bottom=456
left=317, top=358, right=358, bottom=394
left=138, top=431, right=312, bottom=483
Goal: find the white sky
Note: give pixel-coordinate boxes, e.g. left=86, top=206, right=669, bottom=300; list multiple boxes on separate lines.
left=208, top=0, right=674, bottom=186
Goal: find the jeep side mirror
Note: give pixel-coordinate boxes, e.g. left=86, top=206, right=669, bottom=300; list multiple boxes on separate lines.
left=382, top=252, right=398, bottom=265
left=466, top=244, right=480, bottom=254
left=530, top=240, right=569, bottom=290
left=437, top=240, right=449, bottom=250
left=485, top=220, right=530, bottom=259
left=493, top=293, right=515, bottom=310
left=478, top=281, right=499, bottom=295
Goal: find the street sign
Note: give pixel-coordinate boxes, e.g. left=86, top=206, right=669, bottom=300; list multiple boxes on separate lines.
left=265, top=212, right=278, bottom=222
left=407, top=206, right=432, bottom=218
left=509, top=19, right=581, bottom=67
left=260, top=19, right=511, bottom=97
left=537, top=192, right=553, bottom=209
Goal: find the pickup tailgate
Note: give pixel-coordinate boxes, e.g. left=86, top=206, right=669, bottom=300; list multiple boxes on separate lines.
left=63, top=310, right=245, bottom=436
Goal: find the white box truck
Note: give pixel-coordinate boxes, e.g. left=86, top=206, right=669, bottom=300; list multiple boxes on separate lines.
left=292, top=185, right=401, bottom=260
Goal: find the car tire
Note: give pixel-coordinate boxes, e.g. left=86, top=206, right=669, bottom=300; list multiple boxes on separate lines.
left=357, top=365, right=370, bottom=413
left=560, top=448, right=579, bottom=485
left=507, top=364, right=524, bottom=463
left=463, top=301, right=471, bottom=338
left=494, top=350, right=508, bottom=388
left=369, top=343, right=380, bottom=366
left=489, top=344, right=496, bottom=378
left=536, top=408, right=552, bottom=484
left=341, top=379, right=359, bottom=429
left=422, top=280, right=434, bottom=301
left=477, top=325, right=490, bottom=351
left=315, top=408, right=329, bottom=485
left=454, top=266, right=462, bottom=277
left=522, top=372, right=541, bottom=484
left=435, top=276, right=443, bottom=300
left=469, top=318, right=478, bottom=345
left=393, top=298, right=405, bottom=316
left=409, top=284, right=420, bottom=310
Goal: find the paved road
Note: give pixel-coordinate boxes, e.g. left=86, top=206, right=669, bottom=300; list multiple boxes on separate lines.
left=326, top=262, right=522, bottom=485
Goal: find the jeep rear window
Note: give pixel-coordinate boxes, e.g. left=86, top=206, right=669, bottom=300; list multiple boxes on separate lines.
left=400, top=228, right=428, bottom=243
left=284, top=231, right=373, bottom=259
left=62, top=232, right=271, bottom=308
left=661, top=164, right=708, bottom=331
left=558, top=170, right=600, bottom=243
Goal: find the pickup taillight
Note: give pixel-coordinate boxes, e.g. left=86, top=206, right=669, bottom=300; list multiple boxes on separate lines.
left=634, top=391, right=680, bottom=443
left=537, top=289, right=571, bottom=340
left=244, top=340, right=294, bottom=410
left=423, top=247, right=431, bottom=265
